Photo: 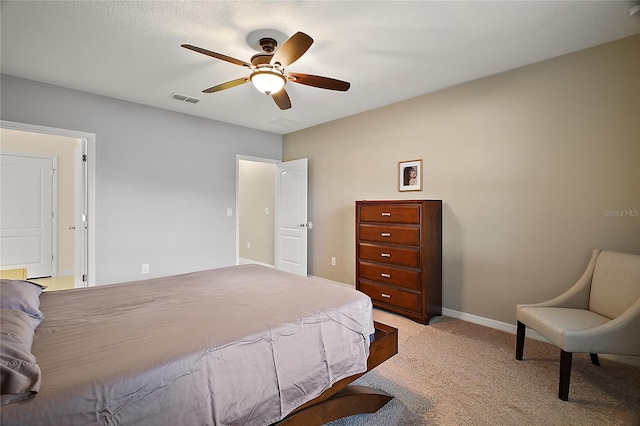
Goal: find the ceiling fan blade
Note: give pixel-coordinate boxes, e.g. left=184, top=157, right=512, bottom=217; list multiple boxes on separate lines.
left=203, top=77, right=249, bottom=93
left=288, top=73, right=351, bottom=91
left=181, top=44, right=251, bottom=68
left=272, top=89, right=292, bottom=110
left=271, top=32, right=313, bottom=68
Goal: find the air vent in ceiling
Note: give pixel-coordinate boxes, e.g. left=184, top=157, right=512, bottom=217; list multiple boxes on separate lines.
left=171, top=93, right=201, bottom=104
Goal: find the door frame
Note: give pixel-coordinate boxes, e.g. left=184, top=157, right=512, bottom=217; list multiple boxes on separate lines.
left=235, top=155, right=309, bottom=276
left=0, top=120, right=96, bottom=286
left=235, top=155, right=280, bottom=267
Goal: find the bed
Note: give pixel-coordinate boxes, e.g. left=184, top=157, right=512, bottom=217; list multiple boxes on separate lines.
left=0, top=264, right=397, bottom=425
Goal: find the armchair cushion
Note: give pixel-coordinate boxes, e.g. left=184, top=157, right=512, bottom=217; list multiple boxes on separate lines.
left=516, top=307, right=609, bottom=351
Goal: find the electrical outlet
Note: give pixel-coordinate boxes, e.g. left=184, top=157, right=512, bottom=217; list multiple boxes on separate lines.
left=331, top=257, right=336, bottom=266
left=142, top=264, right=149, bottom=274
left=247, top=242, right=251, bottom=249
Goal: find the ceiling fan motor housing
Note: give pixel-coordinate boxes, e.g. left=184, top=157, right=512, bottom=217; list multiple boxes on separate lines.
left=259, top=37, right=277, bottom=53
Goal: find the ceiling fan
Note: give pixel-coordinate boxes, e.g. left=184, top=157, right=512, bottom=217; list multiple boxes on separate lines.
left=181, top=31, right=350, bottom=110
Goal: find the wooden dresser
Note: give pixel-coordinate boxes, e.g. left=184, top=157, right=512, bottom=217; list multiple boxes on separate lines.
left=356, top=200, right=442, bottom=324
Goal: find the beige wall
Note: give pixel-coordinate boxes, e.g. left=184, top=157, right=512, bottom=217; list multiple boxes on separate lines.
left=1, top=128, right=78, bottom=276
left=239, top=160, right=275, bottom=265
left=283, top=35, right=640, bottom=325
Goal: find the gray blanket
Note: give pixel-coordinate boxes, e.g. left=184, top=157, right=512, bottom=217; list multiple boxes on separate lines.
left=0, top=265, right=374, bottom=426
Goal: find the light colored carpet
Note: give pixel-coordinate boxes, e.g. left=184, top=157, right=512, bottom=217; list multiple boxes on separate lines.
left=328, top=309, right=640, bottom=426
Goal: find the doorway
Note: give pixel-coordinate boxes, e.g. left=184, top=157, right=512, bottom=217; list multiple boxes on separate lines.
left=0, top=121, right=96, bottom=287
left=236, top=155, right=309, bottom=276
left=237, top=157, right=278, bottom=268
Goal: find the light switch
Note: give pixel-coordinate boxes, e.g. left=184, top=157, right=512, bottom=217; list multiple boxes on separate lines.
left=227, top=208, right=233, bottom=217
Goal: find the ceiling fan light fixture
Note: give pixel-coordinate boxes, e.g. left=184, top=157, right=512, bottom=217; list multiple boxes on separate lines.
left=183, top=31, right=350, bottom=110
left=250, top=70, right=286, bottom=95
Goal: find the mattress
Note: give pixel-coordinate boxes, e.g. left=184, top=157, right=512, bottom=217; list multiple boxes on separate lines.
left=0, top=264, right=375, bottom=426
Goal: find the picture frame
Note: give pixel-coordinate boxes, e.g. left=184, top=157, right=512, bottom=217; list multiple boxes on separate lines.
left=398, top=159, right=422, bottom=192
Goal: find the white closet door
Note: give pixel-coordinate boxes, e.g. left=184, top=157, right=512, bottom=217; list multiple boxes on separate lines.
left=1, top=154, right=54, bottom=278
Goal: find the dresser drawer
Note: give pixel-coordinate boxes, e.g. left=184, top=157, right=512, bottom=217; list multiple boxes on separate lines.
left=358, top=204, right=421, bottom=224
left=359, top=224, right=420, bottom=246
left=358, top=243, right=421, bottom=268
left=358, top=261, right=421, bottom=291
left=359, top=281, right=421, bottom=313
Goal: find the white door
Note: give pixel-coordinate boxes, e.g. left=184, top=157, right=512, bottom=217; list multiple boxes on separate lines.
left=0, top=154, right=55, bottom=278
left=275, top=158, right=309, bottom=276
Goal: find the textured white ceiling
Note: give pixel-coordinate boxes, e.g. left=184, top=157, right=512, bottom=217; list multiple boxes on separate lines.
left=1, top=1, right=639, bottom=135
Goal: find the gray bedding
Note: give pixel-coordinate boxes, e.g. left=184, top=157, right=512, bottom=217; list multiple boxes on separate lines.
left=0, top=265, right=374, bottom=426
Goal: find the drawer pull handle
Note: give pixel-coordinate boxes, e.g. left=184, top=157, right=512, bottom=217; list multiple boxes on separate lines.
left=381, top=253, right=391, bottom=258
left=381, top=273, right=391, bottom=278
left=381, top=212, right=391, bottom=217
left=381, top=293, right=391, bottom=299
left=381, top=232, right=391, bottom=237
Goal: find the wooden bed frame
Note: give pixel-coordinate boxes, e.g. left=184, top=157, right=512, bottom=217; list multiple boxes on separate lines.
left=276, top=321, right=399, bottom=425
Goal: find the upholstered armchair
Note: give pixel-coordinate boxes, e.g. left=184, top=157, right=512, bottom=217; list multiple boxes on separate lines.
left=515, top=249, right=640, bottom=401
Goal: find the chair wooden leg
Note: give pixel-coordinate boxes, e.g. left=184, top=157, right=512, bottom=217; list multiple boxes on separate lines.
left=589, top=353, right=600, bottom=366
left=559, top=350, right=572, bottom=401
left=515, top=321, right=526, bottom=360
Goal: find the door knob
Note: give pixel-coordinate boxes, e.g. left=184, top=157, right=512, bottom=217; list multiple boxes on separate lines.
left=299, top=222, right=313, bottom=229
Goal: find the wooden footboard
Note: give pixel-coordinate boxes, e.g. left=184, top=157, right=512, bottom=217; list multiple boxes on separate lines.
left=276, top=321, right=399, bottom=425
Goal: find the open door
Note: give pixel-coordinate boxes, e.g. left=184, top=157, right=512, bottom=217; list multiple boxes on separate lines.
left=275, top=158, right=309, bottom=276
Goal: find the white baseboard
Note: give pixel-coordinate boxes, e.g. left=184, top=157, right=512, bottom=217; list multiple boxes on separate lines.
left=442, top=308, right=640, bottom=368
left=238, top=258, right=275, bottom=268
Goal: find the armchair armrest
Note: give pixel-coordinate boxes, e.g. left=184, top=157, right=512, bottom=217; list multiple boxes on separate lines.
left=517, top=249, right=601, bottom=311
left=562, top=296, right=640, bottom=355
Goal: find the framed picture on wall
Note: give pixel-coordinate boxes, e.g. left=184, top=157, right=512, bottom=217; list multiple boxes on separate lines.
left=398, top=159, right=422, bottom=192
